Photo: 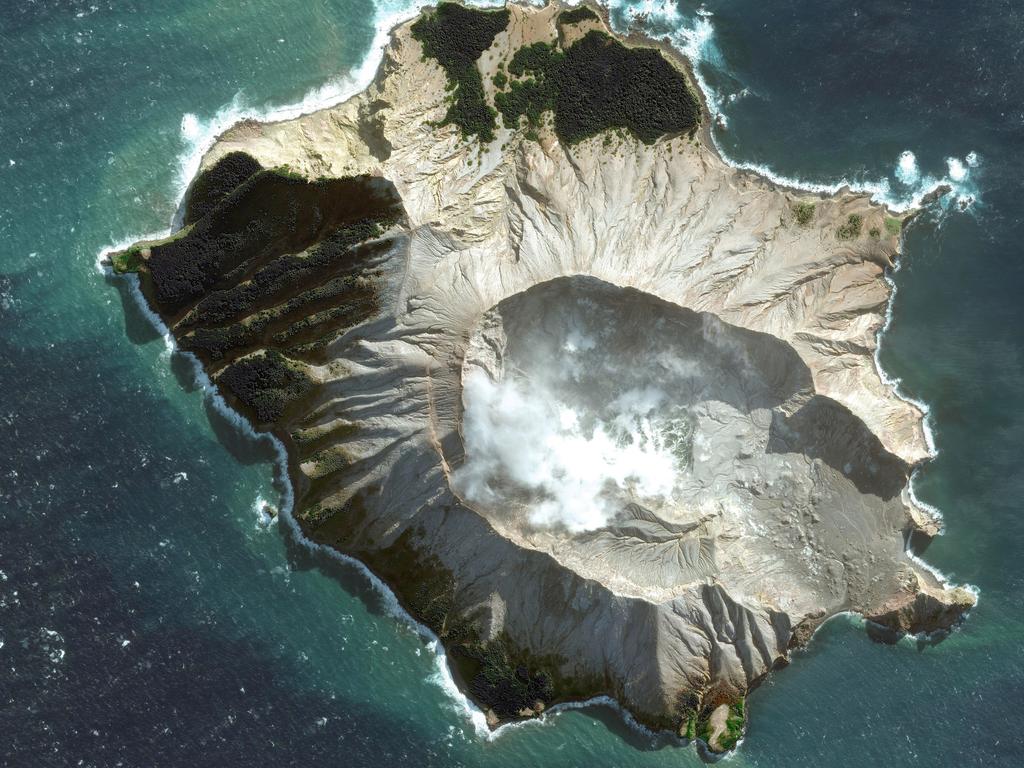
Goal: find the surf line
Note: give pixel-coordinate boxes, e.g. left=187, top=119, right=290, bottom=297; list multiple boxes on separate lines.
left=609, top=1, right=980, bottom=593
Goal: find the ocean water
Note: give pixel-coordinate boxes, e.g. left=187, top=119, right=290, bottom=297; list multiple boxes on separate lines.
left=1, top=1, right=1022, bottom=765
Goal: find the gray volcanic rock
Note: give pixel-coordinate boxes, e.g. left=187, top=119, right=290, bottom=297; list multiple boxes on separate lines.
left=109, top=1, right=975, bottom=751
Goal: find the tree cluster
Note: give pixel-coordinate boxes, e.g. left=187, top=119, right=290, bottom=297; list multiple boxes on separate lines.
left=495, top=31, right=701, bottom=146
left=183, top=151, right=264, bottom=226
left=217, top=351, right=313, bottom=424
left=411, top=3, right=510, bottom=142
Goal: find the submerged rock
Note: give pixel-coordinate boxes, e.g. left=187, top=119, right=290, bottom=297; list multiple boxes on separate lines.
left=108, top=1, right=974, bottom=752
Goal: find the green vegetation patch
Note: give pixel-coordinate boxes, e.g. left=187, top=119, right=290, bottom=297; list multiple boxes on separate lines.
left=836, top=213, right=864, bottom=240
left=793, top=201, right=815, bottom=226
left=110, top=228, right=192, bottom=274
left=558, top=6, right=599, bottom=26
left=718, top=698, right=746, bottom=751
left=183, top=151, right=264, bottom=226
left=697, top=697, right=745, bottom=751
left=494, top=30, right=699, bottom=145
left=143, top=167, right=401, bottom=313
left=885, top=216, right=902, bottom=236
left=462, top=633, right=554, bottom=720
left=111, top=246, right=144, bottom=274
left=358, top=528, right=606, bottom=721
left=177, top=217, right=392, bottom=363
left=216, top=350, right=313, bottom=424
left=291, top=420, right=360, bottom=459
left=411, top=2, right=510, bottom=142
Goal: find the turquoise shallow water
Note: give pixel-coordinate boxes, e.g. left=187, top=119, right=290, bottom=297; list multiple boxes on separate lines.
left=1, top=1, right=1022, bottom=765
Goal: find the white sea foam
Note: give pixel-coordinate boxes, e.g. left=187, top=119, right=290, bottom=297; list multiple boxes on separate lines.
left=874, top=234, right=981, bottom=600
left=616, top=1, right=726, bottom=125
left=100, top=263, right=496, bottom=734
left=426, top=640, right=491, bottom=737
left=723, top=146, right=979, bottom=214
left=871, top=242, right=952, bottom=550
left=904, top=546, right=953, bottom=585
left=39, top=628, right=66, bottom=665
left=946, top=157, right=968, bottom=182
left=107, top=203, right=663, bottom=752
left=252, top=494, right=278, bottom=530
left=874, top=258, right=938, bottom=453
left=97, top=0, right=513, bottom=739
left=160, top=0, right=513, bottom=223
left=896, top=151, right=921, bottom=186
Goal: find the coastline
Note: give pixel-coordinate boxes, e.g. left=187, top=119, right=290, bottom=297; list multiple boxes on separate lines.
left=161, top=0, right=978, bottom=217
left=596, top=0, right=978, bottom=214
left=572, top=3, right=954, bottom=547
left=98, top=0, right=976, bottom=751
left=96, top=241, right=701, bottom=747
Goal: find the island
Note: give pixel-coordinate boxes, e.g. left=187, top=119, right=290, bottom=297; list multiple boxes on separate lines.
left=108, top=1, right=976, bottom=752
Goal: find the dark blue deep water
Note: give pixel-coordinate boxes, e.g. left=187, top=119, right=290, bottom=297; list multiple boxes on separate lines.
left=2, top=1, right=1022, bottom=765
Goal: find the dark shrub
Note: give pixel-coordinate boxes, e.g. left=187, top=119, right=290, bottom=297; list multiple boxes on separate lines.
left=411, top=3, right=510, bottom=142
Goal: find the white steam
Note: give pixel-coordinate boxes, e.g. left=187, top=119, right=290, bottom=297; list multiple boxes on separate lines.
left=453, top=371, right=679, bottom=532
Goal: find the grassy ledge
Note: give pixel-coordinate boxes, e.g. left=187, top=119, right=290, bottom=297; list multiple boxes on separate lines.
left=793, top=200, right=815, bottom=226
left=109, top=228, right=191, bottom=274
left=111, top=246, right=144, bottom=274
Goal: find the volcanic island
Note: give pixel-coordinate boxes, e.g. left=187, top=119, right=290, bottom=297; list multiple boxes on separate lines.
left=108, top=1, right=975, bottom=752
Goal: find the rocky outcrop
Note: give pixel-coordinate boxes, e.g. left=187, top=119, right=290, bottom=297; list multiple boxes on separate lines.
left=108, top=1, right=974, bottom=751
